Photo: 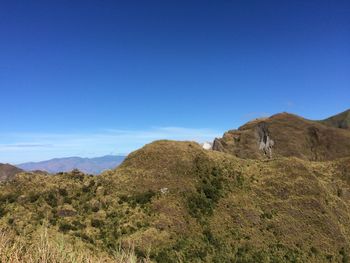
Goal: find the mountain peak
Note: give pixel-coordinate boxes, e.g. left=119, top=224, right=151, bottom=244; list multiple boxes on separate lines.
left=213, top=110, right=350, bottom=161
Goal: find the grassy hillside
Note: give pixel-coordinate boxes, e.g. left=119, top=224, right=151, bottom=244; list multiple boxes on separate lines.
left=319, top=109, right=350, bottom=130
left=1, top=140, right=350, bottom=262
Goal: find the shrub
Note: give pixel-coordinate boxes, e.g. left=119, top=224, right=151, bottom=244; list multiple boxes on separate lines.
left=58, top=188, right=68, bottom=196
left=7, top=218, right=14, bottom=225
left=91, top=219, right=104, bottom=228
left=29, top=193, right=40, bottom=203
left=119, top=190, right=156, bottom=206
left=58, top=222, right=77, bottom=233
left=0, top=206, right=5, bottom=218
left=45, top=192, right=58, bottom=207
left=134, top=190, right=156, bottom=205
left=340, top=247, right=349, bottom=263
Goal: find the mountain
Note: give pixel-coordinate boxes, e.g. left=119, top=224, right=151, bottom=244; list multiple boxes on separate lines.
left=2, top=111, right=350, bottom=262
left=319, top=109, right=350, bottom=129
left=2, top=140, right=350, bottom=262
left=17, top=155, right=125, bottom=174
left=212, top=112, right=350, bottom=161
left=0, top=163, right=23, bottom=182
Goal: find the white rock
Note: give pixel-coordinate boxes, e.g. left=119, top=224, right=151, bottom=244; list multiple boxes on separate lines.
left=202, top=142, right=212, bottom=150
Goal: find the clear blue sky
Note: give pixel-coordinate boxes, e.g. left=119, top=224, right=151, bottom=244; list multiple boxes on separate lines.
left=0, top=0, right=349, bottom=163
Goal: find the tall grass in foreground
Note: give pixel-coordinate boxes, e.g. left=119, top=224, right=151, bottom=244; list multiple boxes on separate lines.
left=0, top=227, right=149, bottom=263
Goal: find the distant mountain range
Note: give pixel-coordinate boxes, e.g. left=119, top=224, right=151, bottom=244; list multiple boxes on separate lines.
left=17, top=155, right=125, bottom=174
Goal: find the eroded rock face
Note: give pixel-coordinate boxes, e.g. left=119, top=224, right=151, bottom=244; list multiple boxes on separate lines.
left=212, top=138, right=225, bottom=152
left=256, top=122, right=274, bottom=158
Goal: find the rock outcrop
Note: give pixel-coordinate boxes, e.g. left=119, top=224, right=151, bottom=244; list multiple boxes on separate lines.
left=213, top=112, right=350, bottom=161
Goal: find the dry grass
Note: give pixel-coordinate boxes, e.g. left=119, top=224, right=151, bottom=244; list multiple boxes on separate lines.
left=0, top=226, right=149, bottom=263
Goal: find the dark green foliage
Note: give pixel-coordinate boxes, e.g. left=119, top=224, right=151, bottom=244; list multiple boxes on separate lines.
left=7, top=217, right=14, bottom=225
left=188, top=166, right=224, bottom=218
left=154, top=250, right=177, bottom=263
left=203, top=229, right=219, bottom=247
left=0, top=206, right=6, bottom=218
left=91, top=219, right=104, bottom=228
left=58, top=188, right=68, bottom=196
left=119, top=190, right=156, bottom=206
left=188, top=194, right=213, bottom=217
left=82, top=185, right=90, bottom=193
left=45, top=192, right=58, bottom=207
left=133, top=190, right=156, bottom=205
left=340, top=247, right=349, bottom=263
left=59, top=222, right=77, bottom=233
left=75, top=232, right=94, bottom=244
left=29, top=193, right=40, bottom=203
left=72, top=220, right=86, bottom=229
left=234, top=172, right=245, bottom=188
left=0, top=193, right=18, bottom=203
left=91, top=205, right=99, bottom=212
left=63, top=196, right=72, bottom=204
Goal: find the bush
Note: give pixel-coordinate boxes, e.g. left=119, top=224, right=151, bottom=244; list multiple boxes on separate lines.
left=45, top=192, right=58, bottom=207
left=340, top=247, right=349, bottom=263
left=91, top=219, right=104, bottom=228
left=59, top=222, right=77, bottom=233
left=7, top=218, right=14, bottom=225
left=1, top=193, right=18, bottom=203
left=134, top=190, right=156, bottom=205
left=0, top=206, right=5, bottom=218
left=119, top=190, right=156, bottom=206
left=58, top=188, right=68, bottom=196
left=29, top=193, right=40, bottom=203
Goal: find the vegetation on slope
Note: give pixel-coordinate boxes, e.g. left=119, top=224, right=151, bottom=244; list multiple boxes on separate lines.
left=0, top=225, right=142, bottom=263
left=319, top=109, right=350, bottom=130
left=1, top=140, right=350, bottom=262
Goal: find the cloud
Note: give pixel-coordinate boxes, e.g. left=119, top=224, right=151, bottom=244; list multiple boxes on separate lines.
left=0, top=143, right=53, bottom=149
left=0, top=127, right=222, bottom=163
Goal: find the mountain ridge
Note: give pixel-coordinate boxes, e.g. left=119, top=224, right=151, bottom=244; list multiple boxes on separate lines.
left=212, top=111, right=350, bottom=161
left=0, top=163, right=23, bottom=182
left=17, top=155, right=125, bottom=174
left=319, top=109, right=350, bottom=129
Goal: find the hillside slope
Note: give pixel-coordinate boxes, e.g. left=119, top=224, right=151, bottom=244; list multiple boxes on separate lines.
left=213, top=112, right=350, bottom=161
left=319, top=109, right=350, bottom=129
left=18, top=155, right=125, bottom=174
left=1, top=140, right=350, bottom=262
left=0, top=163, right=23, bottom=182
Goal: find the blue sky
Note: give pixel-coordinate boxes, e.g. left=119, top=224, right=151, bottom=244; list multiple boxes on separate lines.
left=0, top=0, right=349, bottom=163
